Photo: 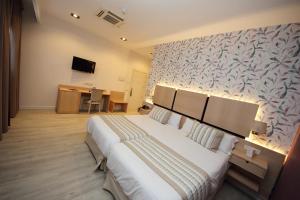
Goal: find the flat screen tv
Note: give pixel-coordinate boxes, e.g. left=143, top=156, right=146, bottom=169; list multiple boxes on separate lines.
left=72, top=56, right=95, bottom=73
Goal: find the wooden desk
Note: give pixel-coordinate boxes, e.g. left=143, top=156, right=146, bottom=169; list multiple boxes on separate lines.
left=56, top=84, right=110, bottom=114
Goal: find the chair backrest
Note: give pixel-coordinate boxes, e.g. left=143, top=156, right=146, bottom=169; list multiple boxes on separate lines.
left=110, top=91, right=125, bottom=102
left=90, top=88, right=103, bottom=102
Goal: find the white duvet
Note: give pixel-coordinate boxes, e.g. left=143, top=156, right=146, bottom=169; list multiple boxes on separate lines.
left=87, top=115, right=164, bottom=157
left=105, top=116, right=230, bottom=200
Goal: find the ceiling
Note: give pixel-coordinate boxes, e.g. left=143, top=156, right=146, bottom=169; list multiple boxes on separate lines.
left=29, top=0, right=300, bottom=57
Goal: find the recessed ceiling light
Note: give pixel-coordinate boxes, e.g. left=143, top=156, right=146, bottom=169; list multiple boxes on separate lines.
left=70, top=13, right=80, bottom=19
left=120, top=37, right=127, bottom=41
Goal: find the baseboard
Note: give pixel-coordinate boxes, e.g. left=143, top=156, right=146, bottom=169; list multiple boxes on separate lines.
left=20, top=106, right=55, bottom=110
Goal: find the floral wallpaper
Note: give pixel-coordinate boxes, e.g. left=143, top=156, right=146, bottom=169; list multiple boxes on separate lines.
left=146, top=23, right=300, bottom=154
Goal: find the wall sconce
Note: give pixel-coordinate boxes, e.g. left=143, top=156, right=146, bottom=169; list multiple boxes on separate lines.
left=251, top=120, right=267, bottom=135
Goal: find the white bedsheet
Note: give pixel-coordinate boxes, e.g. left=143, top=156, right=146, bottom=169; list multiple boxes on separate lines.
left=86, top=115, right=163, bottom=157
left=107, top=122, right=230, bottom=200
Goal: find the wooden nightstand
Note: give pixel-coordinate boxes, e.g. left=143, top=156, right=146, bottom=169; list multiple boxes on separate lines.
left=227, top=148, right=268, bottom=192
left=138, top=108, right=151, bottom=115
left=138, top=101, right=153, bottom=115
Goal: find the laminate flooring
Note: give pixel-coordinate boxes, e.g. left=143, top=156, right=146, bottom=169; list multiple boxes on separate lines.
left=0, top=110, right=252, bottom=200
left=0, top=110, right=113, bottom=200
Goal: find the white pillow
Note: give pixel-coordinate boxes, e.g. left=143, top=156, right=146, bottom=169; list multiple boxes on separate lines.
left=167, top=112, right=182, bottom=129
left=218, top=133, right=239, bottom=154
left=181, top=118, right=194, bottom=136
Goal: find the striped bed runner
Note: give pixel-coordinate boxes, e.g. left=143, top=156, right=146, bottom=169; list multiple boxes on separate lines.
left=100, top=115, right=148, bottom=141
left=124, top=136, right=210, bottom=200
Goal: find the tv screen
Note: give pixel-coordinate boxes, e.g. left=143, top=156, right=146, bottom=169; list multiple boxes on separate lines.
left=72, top=56, right=95, bottom=73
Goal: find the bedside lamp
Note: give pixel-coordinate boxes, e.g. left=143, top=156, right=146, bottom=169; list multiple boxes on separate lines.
left=245, top=121, right=267, bottom=158
left=244, top=145, right=261, bottom=158
left=251, top=120, right=267, bottom=135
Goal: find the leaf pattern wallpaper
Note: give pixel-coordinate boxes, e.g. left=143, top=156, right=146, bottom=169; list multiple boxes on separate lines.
left=146, top=23, right=300, bottom=154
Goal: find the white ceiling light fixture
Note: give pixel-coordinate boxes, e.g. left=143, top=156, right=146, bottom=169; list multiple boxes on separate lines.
left=70, top=12, right=80, bottom=19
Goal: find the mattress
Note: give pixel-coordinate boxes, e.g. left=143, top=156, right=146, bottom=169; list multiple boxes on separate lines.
left=106, top=123, right=230, bottom=200
left=86, top=115, right=165, bottom=157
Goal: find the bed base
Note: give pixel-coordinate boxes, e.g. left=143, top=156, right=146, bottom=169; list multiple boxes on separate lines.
left=85, top=133, right=224, bottom=200
left=103, top=169, right=223, bottom=200
left=103, top=170, right=129, bottom=200
left=85, top=133, right=127, bottom=199
left=85, top=133, right=106, bottom=170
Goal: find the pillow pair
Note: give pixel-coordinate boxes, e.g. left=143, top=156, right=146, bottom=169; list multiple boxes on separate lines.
left=187, top=121, right=224, bottom=150
left=148, top=106, right=171, bottom=124
left=148, top=106, right=182, bottom=128
left=150, top=106, right=237, bottom=153
left=183, top=119, right=238, bottom=153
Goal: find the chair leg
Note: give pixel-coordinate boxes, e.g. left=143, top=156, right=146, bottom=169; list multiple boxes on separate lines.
left=98, top=103, right=101, bottom=113
left=88, top=102, right=91, bottom=114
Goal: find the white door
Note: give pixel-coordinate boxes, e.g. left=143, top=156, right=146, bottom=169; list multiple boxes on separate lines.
left=128, top=70, right=148, bottom=112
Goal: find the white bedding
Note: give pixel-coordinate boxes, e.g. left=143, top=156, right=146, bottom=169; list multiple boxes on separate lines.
left=107, top=122, right=230, bottom=200
left=87, top=115, right=165, bottom=157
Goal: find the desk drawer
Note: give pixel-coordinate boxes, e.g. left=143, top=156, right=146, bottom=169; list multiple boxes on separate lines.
left=230, top=155, right=266, bottom=179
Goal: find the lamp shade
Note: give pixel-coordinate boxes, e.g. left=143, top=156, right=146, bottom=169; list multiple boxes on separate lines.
left=251, top=120, right=267, bottom=134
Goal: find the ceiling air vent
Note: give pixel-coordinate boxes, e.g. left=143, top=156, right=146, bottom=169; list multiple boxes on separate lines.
left=97, top=10, right=124, bottom=27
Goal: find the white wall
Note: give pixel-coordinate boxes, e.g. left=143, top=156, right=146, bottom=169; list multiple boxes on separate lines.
left=20, top=13, right=150, bottom=109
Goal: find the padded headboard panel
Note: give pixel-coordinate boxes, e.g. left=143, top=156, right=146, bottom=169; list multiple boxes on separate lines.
left=153, top=85, right=176, bottom=109
left=203, top=96, right=259, bottom=137
left=173, top=90, right=208, bottom=120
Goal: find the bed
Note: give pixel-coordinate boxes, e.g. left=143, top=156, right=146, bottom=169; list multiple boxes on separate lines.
left=85, top=85, right=177, bottom=167
left=105, top=123, right=230, bottom=200
left=86, top=114, right=172, bottom=166
left=86, top=85, right=259, bottom=200
left=101, top=86, right=258, bottom=200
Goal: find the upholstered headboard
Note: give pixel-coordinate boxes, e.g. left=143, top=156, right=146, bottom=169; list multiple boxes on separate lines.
left=153, top=85, right=176, bottom=109
left=173, top=90, right=208, bottom=120
left=203, top=96, right=259, bottom=137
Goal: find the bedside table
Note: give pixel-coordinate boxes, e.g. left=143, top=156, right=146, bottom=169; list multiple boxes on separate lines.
left=138, top=108, right=151, bottom=115
left=138, top=101, right=153, bottom=115
left=227, top=148, right=268, bottom=192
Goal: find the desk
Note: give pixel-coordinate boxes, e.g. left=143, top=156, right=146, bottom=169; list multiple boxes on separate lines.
left=56, top=84, right=110, bottom=114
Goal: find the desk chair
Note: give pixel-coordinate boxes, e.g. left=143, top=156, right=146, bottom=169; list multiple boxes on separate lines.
left=88, top=88, right=103, bottom=113
left=109, top=91, right=128, bottom=112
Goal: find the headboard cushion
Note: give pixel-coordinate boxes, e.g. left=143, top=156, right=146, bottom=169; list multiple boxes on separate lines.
left=173, top=89, right=208, bottom=120
left=153, top=85, right=176, bottom=109
left=203, top=96, right=258, bottom=137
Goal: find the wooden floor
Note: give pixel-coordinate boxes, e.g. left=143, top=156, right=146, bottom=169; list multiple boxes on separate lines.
left=0, top=110, right=113, bottom=200
left=0, top=110, right=252, bottom=200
